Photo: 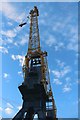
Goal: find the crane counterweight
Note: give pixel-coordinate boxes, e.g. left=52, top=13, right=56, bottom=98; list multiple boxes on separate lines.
left=19, top=22, right=27, bottom=27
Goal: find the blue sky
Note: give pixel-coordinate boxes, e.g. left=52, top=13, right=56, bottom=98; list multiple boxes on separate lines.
left=0, top=2, right=78, bottom=118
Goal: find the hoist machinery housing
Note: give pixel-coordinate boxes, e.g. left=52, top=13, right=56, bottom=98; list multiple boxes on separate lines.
left=12, top=6, right=57, bottom=120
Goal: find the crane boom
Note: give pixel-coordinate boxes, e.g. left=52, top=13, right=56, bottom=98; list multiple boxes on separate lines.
left=28, top=6, right=40, bottom=53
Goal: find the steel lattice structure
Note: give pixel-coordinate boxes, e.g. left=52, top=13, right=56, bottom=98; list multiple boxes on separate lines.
left=12, top=6, right=57, bottom=120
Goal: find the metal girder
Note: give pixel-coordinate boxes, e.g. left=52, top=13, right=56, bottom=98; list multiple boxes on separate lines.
left=12, top=6, right=58, bottom=120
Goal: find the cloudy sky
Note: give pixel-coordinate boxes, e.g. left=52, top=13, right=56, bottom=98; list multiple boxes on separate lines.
left=0, top=2, right=78, bottom=119
left=1, top=0, right=79, bottom=2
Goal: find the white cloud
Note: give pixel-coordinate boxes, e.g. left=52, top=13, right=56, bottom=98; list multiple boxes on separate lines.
left=67, top=28, right=78, bottom=52
left=1, top=27, right=28, bottom=47
left=0, top=107, right=3, bottom=111
left=18, top=71, right=23, bottom=77
left=53, top=16, right=72, bottom=32
left=52, top=70, right=61, bottom=78
left=63, top=84, right=71, bottom=92
left=61, top=66, right=71, bottom=77
left=54, top=42, right=65, bottom=51
left=7, top=39, right=13, bottom=44
left=46, top=35, right=56, bottom=47
left=1, top=26, right=22, bottom=39
left=17, top=105, right=22, bottom=110
left=7, top=103, right=13, bottom=109
left=18, top=71, right=22, bottom=74
left=45, top=34, right=65, bottom=51
left=66, top=27, right=78, bottom=52
left=3, top=73, right=9, bottom=79
left=1, top=30, right=16, bottom=38
left=7, top=22, right=13, bottom=26
left=11, top=55, right=16, bottom=60
left=2, top=103, right=14, bottom=115
left=65, top=77, right=71, bottom=82
left=0, top=3, right=17, bottom=21
left=46, top=24, right=77, bottom=51
left=52, top=14, right=78, bottom=52
left=0, top=38, right=13, bottom=46
left=39, top=19, right=46, bottom=25
left=53, top=78, right=62, bottom=85
left=5, top=107, right=13, bottom=115
left=11, top=54, right=25, bottom=66
left=0, top=3, right=16, bottom=22
left=62, top=76, right=72, bottom=92
left=67, top=42, right=78, bottom=52
left=52, top=65, right=71, bottom=79
left=0, top=3, right=28, bottom=47
left=14, top=42, right=18, bottom=46
left=0, top=46, right=8, bottom=54
left=0, top=3, right=28, bottom=23
left=0, top=38, right=3, bottom=45
left=56, top=59, right=65, bottom=67
left=18, top=34, right=29, bottom=46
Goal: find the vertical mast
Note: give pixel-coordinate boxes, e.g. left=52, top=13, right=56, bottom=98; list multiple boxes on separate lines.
left=28, top=6, right=40, bottom=54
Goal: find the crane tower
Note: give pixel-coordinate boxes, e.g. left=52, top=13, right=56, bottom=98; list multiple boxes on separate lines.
left=12, top=6, right=57, bottom=120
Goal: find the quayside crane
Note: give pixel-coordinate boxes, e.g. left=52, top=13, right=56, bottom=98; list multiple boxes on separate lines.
left=12, top=6, right=58, bottom=120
